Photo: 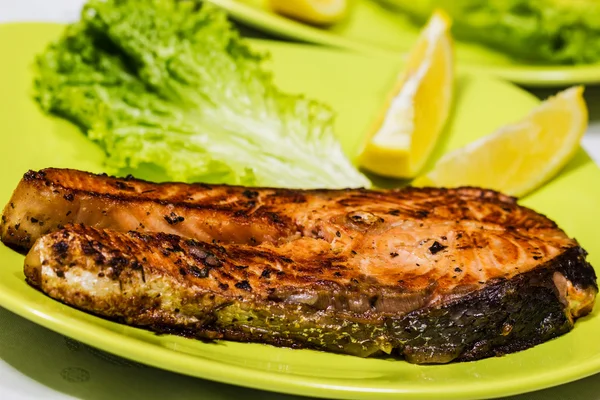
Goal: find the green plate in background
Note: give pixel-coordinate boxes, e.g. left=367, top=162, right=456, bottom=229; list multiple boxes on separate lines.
left=1, top=22, right=600, bottom=400
left=207, top=0, right=600, bottom=87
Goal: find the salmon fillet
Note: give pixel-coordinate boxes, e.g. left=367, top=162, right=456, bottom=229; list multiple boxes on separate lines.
left=24, top=224, right=596, bottom=363
left=2, top=168, right=598, bottom=363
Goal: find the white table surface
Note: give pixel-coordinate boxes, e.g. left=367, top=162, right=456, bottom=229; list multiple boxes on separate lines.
left=1, top=1, right=600, bottom=399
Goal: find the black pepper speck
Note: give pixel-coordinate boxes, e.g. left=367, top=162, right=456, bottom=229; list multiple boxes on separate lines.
left=261, top=269, right=272, bottom=278
left=219, top=283, right=229, bottom=291
left=164, top=212, right=185, bottom=225
left=190, top=265, right=209, bottom=278
left=242, top=190, right=258, bottom=199
left=429, top=241, right=447, bottom=254
left=235, top=280, right=252, bottom=291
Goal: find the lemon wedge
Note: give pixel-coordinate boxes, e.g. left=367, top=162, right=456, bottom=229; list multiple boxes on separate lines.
left=268, top=0, right=347, bottom=26
left=358, top=10, right=453, bottom=179
left=413, top=86, right=588, bottom=197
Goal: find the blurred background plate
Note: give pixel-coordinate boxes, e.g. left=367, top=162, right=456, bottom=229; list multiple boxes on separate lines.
left=1, top=22, right=600, bottom=400
left=207, top=0, right=600, bottom=87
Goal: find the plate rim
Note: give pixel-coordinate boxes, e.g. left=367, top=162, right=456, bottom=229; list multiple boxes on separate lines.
left=3, top=282, right=600, bottom=400
left=206, top=0, right=600, bottom=87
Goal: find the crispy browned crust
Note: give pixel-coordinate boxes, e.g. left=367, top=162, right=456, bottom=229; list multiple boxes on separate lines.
left=1, top=168, right=556, bottom=247
left=21, top=224, right=462, bottom=316
left=1, top=168, right=580, bottom=295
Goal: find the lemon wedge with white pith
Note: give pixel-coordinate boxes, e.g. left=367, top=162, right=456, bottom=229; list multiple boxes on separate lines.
left=413, top=86, right=588, bottom=197
left=269, top=0, right=347, bottom=25
left=358, top=10, right=453, bottom=179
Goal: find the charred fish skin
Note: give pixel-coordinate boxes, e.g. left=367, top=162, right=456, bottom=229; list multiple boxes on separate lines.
left=25, top=225, right=597, bottom=363
left=390, top=246, right=597, bottom=364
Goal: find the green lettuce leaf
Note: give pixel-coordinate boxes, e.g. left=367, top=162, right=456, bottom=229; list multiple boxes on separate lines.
left=35, top=0, right=370, bottom=188
left=383, top=0, right=600, bottom=64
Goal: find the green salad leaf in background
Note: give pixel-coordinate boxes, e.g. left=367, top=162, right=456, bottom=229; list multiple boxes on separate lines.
left=385, top=0, right=600, bottom=64
left=35, top=0, right=370, bottom=188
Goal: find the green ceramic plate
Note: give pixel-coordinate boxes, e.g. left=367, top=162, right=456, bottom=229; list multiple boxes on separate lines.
left=1, top=22, right=600, bottom=400
left=206, top=0, right=600, bottom=87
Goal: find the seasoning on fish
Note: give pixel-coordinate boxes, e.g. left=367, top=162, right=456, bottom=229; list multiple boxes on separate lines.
left=2, top=168, right=597, bottom=363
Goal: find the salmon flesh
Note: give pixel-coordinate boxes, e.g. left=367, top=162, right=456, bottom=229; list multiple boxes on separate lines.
left=2, top=169, right=597, bottom=363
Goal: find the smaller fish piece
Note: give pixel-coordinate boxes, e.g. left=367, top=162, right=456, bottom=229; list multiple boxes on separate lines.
left=24, top=224, right=597, bottom=363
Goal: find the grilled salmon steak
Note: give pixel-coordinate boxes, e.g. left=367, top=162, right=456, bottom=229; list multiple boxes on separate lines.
left=2, top=168, right=598, bottom=363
